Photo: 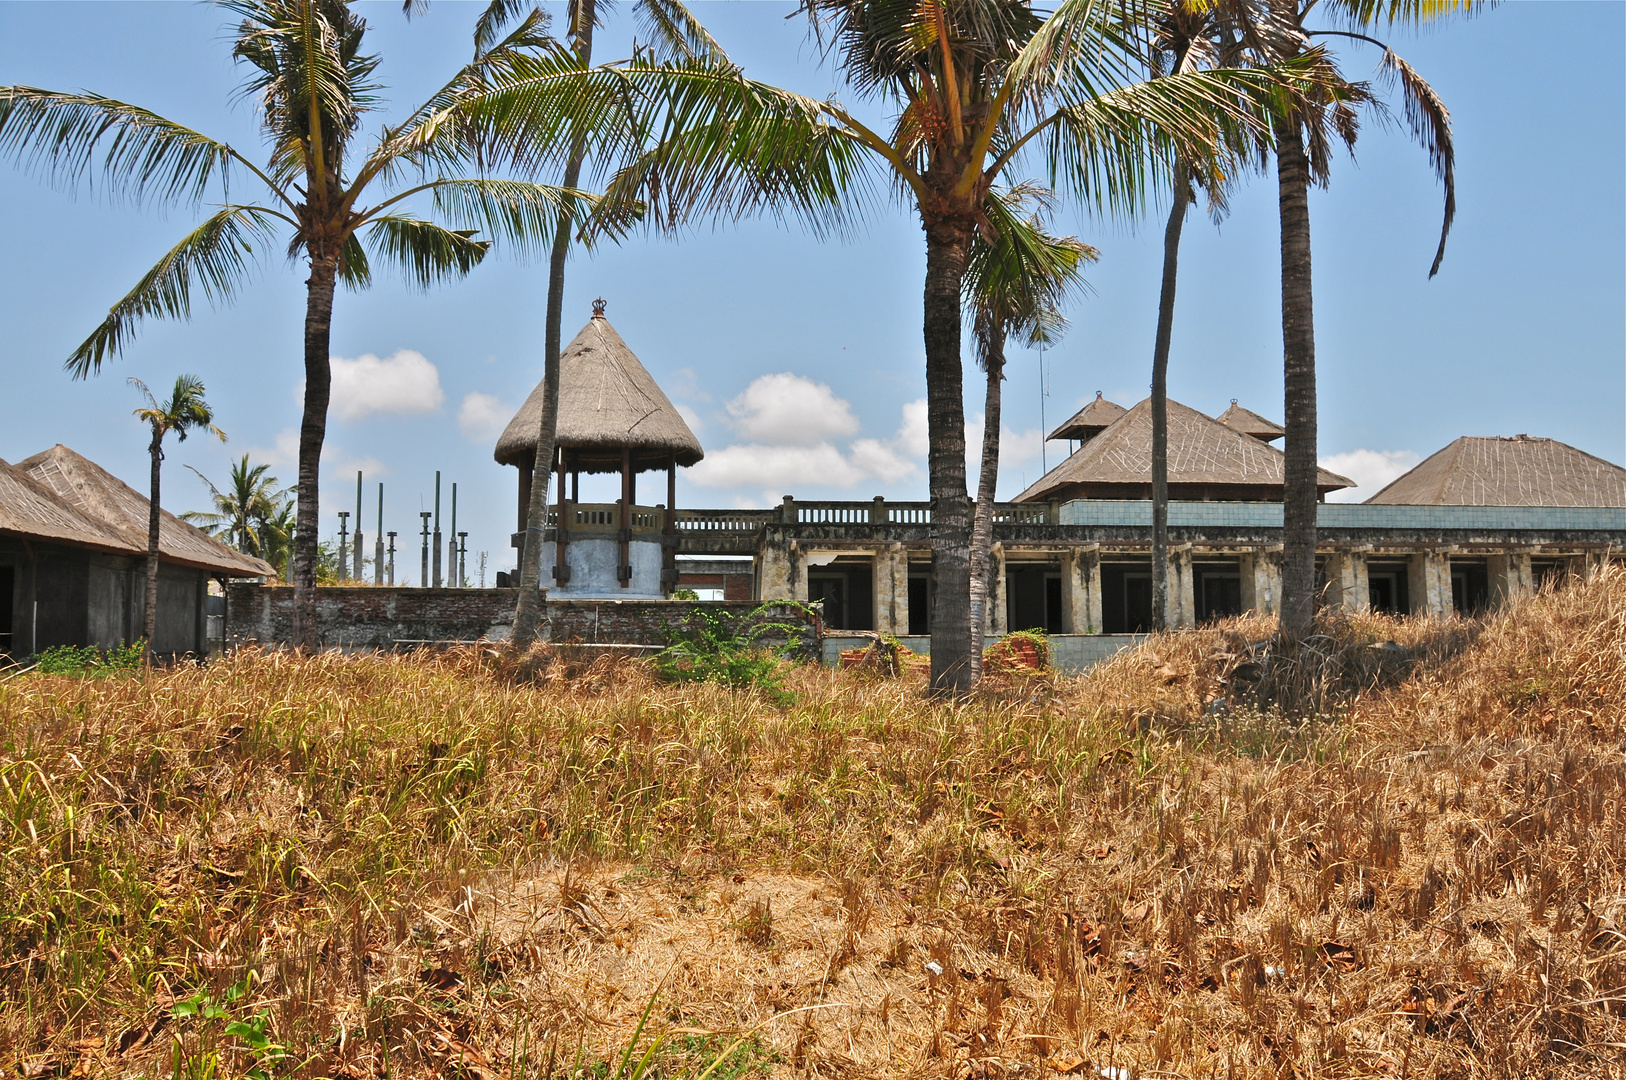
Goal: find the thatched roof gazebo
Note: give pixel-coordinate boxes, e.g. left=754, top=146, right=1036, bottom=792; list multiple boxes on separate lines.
left=495, top=301, right=703, bottom=595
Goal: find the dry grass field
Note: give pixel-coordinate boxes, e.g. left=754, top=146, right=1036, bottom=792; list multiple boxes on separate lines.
left=2, top=567, right=1623, bottom=1079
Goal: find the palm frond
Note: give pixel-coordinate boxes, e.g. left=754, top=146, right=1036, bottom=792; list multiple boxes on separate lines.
left=339, top=230, right=372, bottom=289
left=965, top=183, right=1095, bottom=367
left=68, top=205, right=282, bottom=378
left=1378, top=48, right=1454, bottom=276
left=427, top=178, right=604, bottom=258
left=363, top=214, right=490, bottom=288
left=0, top=87, right=249, bottom=205
left=594, top=62, right=880, bottom=237
left=473, top=0, right=548, bottom=57
left=634, top=0, right=731, bottom=64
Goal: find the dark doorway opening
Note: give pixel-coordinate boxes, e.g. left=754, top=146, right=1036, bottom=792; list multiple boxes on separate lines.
left=1451, top=561, right=1489, bottom=615
left=808, top=560, right=874, bottom=631
left=907, top=575, right=930, bottom=636
left=1005, top=565, right=1064, bottom=633
left=1101, top=561, right=1153, bottom=634
left=0, top=566, right=13, bottom=656
left=1194, top=561, right=1242, bottom=624
left=1368, top=563, right=1409, bottom=614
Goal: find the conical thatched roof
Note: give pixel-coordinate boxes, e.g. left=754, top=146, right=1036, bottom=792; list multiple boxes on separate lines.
left=1366, top=436, right=1626, bottom=507
left=1047, top=392, right=1127, bottom=442
left=1216, top=401, right=1285, bottom=443
left=494, top=309, right=703, bottom=473
left=1015, top=397, right=1352, bottom=503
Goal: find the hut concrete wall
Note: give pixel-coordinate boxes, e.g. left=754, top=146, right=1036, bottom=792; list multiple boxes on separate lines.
left=226, top=584, right=819, bottom=654
left=544, top=537, right=665, bottom=598
left=0, top=538, right=210, bottom=656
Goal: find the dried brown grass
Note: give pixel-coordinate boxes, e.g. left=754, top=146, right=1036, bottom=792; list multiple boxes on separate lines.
left=2, top=568, right=1623, bottom=1079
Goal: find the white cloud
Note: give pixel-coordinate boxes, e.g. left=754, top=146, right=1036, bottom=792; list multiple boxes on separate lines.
left=1320, top=448, right=1422, bottom=503
left=675, top=402, right=706, bottom=434
left=688, top=442, right=873, bottom=493
left=457, top=391, right=511, bottom=442
left=246, top=427, right=386, bottom=480
left=326, top=349, right=445, bottom=421
left=849, top=437, right=917, bottom=482
left=896, top=398, right=929, bottom=458
left=725, top=373, right=860, bottom=446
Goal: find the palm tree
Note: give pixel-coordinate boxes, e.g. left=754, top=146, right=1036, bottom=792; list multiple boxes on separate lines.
left=0, top=1, right=588, bottom=649
left=1259, top=0, right=1469, bottom=637
left=584, top=0, right=1331, bottom=693
left=131, top=376, right=225, bottom=660
left=510, top=0, right=728, bottom=648
left=183, top=454, right=288, bottom=558
left=964, top=184, right=1092, bottom=682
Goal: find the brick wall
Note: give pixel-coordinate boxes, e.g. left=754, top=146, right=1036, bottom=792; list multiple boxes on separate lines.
left=225, top=584, right=817, bottom=655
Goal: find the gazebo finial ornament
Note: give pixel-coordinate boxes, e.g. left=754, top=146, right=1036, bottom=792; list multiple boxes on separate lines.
left=592, top=297, right=607, bottom=318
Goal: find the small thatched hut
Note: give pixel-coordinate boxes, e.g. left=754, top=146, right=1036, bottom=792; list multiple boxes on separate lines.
left=494, top=301, right=703, bottom=596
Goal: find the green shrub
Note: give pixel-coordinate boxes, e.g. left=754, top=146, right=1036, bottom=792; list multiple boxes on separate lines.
left=33, top=641, right=144, bottom=676
left=653, top=604, right=814, bottom=705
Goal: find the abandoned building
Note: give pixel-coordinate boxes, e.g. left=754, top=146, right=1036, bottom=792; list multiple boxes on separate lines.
left=660, top=395, right=1623, bottom=641
left=495, top=299, right=703, bottom=599
left=0, top=445, right=274, bottom=658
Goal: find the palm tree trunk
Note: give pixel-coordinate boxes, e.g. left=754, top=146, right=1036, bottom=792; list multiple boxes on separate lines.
left=1150, top=159, right=1191, bottom=633
left=1277, top=118, right=1317, bottom=638
left=292, top=253, right=339, bottom=650
left=967, top=338, right=1004, bottom=686
left=144, top=426, right=162, bottom=663
left=513, top=0, right=595, bottom=649
left=923, top=216, right=974, bottom=696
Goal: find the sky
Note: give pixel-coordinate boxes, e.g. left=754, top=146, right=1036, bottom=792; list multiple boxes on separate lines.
left=1, top=1, right=1622, bottom=583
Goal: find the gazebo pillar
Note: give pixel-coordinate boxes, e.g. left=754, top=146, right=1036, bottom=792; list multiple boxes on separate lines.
left=552, top=445, right=569, bottom=585
left=664, top=452, right=678, bottom=595
left=619, top=446, right=633, bottom=587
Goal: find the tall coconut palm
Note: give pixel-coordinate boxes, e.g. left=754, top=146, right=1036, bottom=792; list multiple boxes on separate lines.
left=183, top=454, right=289, bottom=558
left=131, top=376, right=225, bottom=660
left=1258, top=0, right=1470, bottom=637
left=580, top=0, right=1335, bottom=693
left=510, top=0, right=729, bottom=648
left=964, top=183, right=1093, bottom=682
left=0, top=1, right=590, bottom=649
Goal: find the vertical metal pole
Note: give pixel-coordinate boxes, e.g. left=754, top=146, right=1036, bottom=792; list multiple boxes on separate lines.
left=337, top=511, right=349, bottom=582
left=449, top=483, right=459, bottom=587
left=374, top=483, right=384, bottom=586
left=553, top=445, right=569, bottom=589
left=353, top=471, right=364, bottom=581
left=420, top=512, right=431, bottom=588
left=432, top=472, right=442, bottom=588
left=386, top=531, right=397, bottom=586
left=458, top=532, right=468, bottom=589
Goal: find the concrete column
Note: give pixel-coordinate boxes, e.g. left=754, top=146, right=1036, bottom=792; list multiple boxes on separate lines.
left=757, top=533, right=798, bottom=601
left=1323, top=550, right=1370, bottom=613
left=989, top=543, right=1008, bottom=637
left=1239, top=548, right=1283, bottom=617
left=1487, top=551, right=1534, bottom=609
left=1407, top=551, right=1451, bottom=617
left=874, top=543, right=909, bottom=635
left=1164, top=546, right=1196, bottom=629
left=1061, top=547, right=1102, bottom=635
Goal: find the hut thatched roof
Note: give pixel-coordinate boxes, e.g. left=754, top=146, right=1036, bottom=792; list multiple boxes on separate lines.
left=1366, top=436, right=1626, bottom=507
left=1047, top=392, right=1127, bottom=442
left=13, top=445, right=274, bottom=577
left=494, top=310, right=703, bottom=473
left=1015, top=397, right=1352, bottom=503
left=1216, top=401, right=1285, bottom=443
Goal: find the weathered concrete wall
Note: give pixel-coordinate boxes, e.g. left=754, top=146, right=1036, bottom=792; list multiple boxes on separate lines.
left=822, top=632, right=1146, bottom=673
left=543, top=537, right=665, bottom=598
left=226, top=584, right=820, bottom=654
left=0, top=538, right=209, bottom=656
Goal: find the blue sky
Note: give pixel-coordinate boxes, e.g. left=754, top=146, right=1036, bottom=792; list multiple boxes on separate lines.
left=2, top=1, right=1621, bottom=582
